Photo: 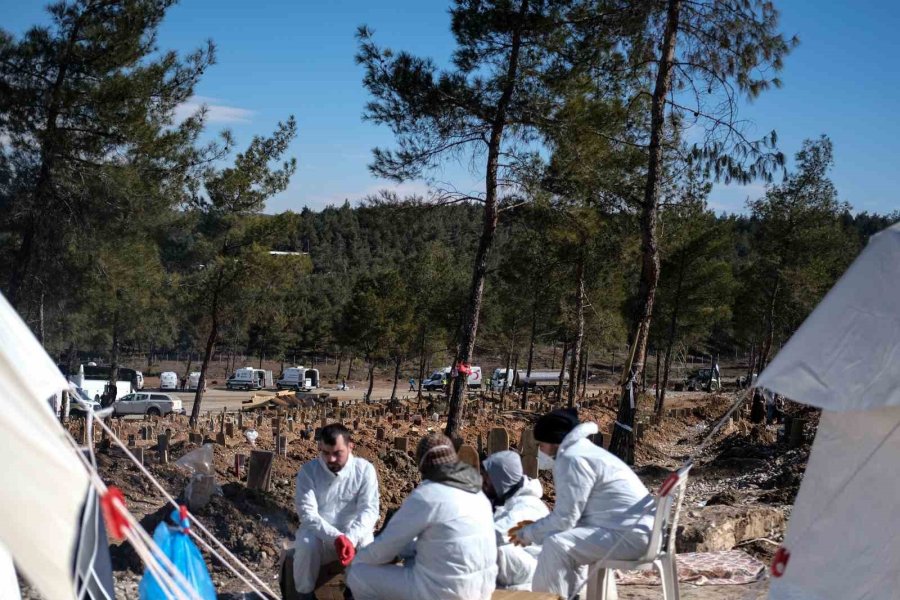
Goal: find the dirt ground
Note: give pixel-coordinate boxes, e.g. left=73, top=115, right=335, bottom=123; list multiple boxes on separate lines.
left=22, top=387, right=814, bottom=599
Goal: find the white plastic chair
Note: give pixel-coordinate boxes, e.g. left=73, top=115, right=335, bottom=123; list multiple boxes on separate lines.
left=585, top=465, right=691, bottom=600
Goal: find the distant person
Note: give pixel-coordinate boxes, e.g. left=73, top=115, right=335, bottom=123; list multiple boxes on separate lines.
left=408, top=377, right=416, bottom=392
left=482, top=451, right=549, bottom=591
left=291, top=424, right=379, bottom=600
left=346, top=433, right=497, bottom=600
left=509, top=408, right=653, bottom=599
left=341, top=378, right=348, bottom=391
left=180, top=376, right=187, bottom=391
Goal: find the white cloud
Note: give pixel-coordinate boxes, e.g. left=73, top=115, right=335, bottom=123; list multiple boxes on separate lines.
left=174, top=95, right=255, bottom=124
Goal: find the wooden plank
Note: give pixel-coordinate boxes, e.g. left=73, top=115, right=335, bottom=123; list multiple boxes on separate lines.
left=488, top=427, right=510, bottom=455
left=457, top=444, right=480, bottom=471
left=520, top=428, right=539, bottom=478
left=247, top=450, right=275, bottom=491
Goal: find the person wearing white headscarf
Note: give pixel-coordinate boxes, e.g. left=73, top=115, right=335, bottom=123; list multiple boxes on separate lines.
left=346, top=433, right=497, bottom=600
left=482, top=451, right=549, bottom=590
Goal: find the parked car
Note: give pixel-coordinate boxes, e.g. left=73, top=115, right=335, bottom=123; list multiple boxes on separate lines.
left=113, top=392, right=184, bottom=417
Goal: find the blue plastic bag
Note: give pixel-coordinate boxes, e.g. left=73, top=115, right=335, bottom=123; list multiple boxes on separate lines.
left=139, top=508, right=217, bottom=600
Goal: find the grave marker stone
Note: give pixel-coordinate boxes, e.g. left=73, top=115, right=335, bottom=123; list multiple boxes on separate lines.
left=520, top=428, right=538, bottom=478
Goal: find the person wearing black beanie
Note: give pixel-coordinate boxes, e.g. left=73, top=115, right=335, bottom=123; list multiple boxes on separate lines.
left=533, top=407, right=580, bottom=444
left=507, top=408, right=654, bottom=599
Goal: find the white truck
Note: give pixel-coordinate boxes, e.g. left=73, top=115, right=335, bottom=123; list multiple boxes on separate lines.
left=276, top=366, right=320, bottom=390
left=226, top=367, right=273, bottom=391
left=422, top=366, right=483, bottom=391
left=490, top=368, right=568, bottom=392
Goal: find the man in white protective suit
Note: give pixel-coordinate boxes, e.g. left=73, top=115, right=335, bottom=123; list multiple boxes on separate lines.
left=346, top=432, right=497, bottom=600
left=509, top=408, right=654, bottom=600
left=293, top=423, right=379, bottom=599
left=482, top=450, right=550, bottom=591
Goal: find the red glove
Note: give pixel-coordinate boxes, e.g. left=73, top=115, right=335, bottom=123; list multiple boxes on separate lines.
left=334, top=534, right=356, bottom=566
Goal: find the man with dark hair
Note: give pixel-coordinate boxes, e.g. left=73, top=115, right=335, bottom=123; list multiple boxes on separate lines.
left=509, top=408, right=653, bottom=599
left=292, top=423, right=379, bottom=599
left=346, top=432, right=497, bottom=600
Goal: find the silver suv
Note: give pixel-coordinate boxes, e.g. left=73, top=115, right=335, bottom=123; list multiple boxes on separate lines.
left=113, top=392, right=184, bottom=417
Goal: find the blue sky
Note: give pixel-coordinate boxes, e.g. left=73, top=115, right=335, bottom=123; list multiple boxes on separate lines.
left=3, top=0, right=898, bottom=215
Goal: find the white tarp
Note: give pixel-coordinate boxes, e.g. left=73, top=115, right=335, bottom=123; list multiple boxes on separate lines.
left=758, top=221, right=900, bottom=600
left=768, top=407, right=900, bottom=599
left=756, top=222, right=900, bottom=410
left=0, top=292, right=90, bottom=600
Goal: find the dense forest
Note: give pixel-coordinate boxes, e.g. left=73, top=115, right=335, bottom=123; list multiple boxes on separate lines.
left=1, top=0, right=896, bottom=446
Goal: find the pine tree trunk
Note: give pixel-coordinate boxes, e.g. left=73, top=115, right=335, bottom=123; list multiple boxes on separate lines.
left=521, top=306, right=537, bottom=409
left=556, top=341, right=569, bottom=405
left=581, top=347, right=589, bottom=397
left=190, top=316, right=217, bottom=428
left=568, top=256, right=585, bottom=408
left=365, top=361, right=376, bottom=402
left=610, top=0, right=681, bottom=462
left=500, top=349, right=513, bottom=403
left=346, top=355, right=354, bottom=380
left=445, top=0, right=527, bottom=440
left=417, top=329, right=427, bottom=402
left=336, top=351, right=344, bottom=381
left=390, top=356, right=401, bottom=400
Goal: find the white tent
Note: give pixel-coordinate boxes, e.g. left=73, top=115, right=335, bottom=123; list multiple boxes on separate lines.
left=0, top=292, right=93, bottom=599
left=758, top=222, right=900, bottom=599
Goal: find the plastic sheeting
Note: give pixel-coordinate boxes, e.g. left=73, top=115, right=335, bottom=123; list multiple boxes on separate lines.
left=769, top=407, right=900, bottom=599
left=0, top=292, right=90, bottom=600
left=756, top=222, right=900, bottom=411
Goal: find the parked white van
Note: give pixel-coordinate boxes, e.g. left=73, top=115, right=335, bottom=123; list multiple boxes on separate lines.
left=422, top=366, right=482, bottom=391
left=187, top=371, right=206, bottom=391
left=226, top=367, right=273, bottom=391
left=159, top=371, right=178, bottom=390
left=276, top=366, right=320, bottom=390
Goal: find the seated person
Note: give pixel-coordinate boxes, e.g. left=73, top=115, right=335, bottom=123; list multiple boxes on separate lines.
left=510, top=408, right=653, bottom=599
left=346, top=433, right=497, bottom=600
left=293, top=424, right=379, bottom=600
left=482, top=450, right=549, bottom=591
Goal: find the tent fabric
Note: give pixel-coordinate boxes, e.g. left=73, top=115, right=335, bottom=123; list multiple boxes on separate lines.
left=0, top=541, right=21, bottom=599
left=0, top=292, right=91, bottom=600
left=756, top=222, right=900, bottom=411
left=769, top=407, right=900, bottom=599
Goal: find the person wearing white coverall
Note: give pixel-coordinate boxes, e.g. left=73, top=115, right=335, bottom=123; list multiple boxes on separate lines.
left=509, top=408, right=653, bottom=600
left=294, top=423, right=379, bottom=599
left=482, top=451, right=550, bottom=591
left=346, top=432, right=497, bottom=600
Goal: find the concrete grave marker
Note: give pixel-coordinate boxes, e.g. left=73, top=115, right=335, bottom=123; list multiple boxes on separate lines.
left=376, top=427, right=385, bottom=441
left=394, top=437, right=409, bottom=452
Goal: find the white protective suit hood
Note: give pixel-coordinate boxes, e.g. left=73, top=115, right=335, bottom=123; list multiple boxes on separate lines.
left=559, top=422, right=599, bottom=453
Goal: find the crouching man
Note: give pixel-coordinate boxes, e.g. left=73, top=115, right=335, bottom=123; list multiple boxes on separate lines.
left=293, top=424, right=379, bottom=599
left=346, top=433, right=497, bottom=600
left=510, top=408, right=654, bottom=600
left=482, top=451, right=549, bottom=591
